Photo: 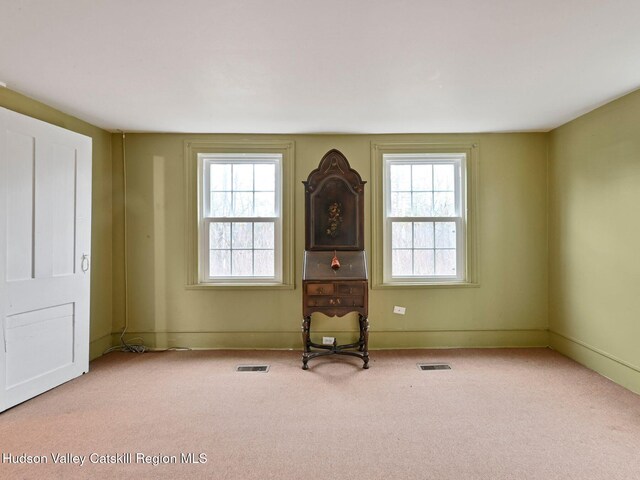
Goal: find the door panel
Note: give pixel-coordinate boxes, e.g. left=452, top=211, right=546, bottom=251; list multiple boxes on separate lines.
left=6, top=130, right=34, bottom=282
left=51, top=143, right=77, bottom=277
left=0, top=107, right=91, bottom=412
left=5, top=303, right=75, bottom=388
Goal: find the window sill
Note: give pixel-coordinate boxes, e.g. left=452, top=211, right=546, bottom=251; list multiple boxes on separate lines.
left=186, top=282, right=295, bottom=291
left=372, top=281, right=479, bottom=290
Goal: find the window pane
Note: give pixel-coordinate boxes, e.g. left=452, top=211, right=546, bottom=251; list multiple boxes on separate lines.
left=412, top=165, right=432, bottom=191
left=209, top=222, right=231, bottom=249
left=232, top=222, right=253, bottom=248
left=414, top=222, right=434, bottom=248
left=435, top=222, right=456, bottom=248
left=433, top=192, right=456, bottom=216
left=383, top=154, right=465, bottom=282
left=433, top=164, right=455, bottom=191
left=210, top=164, right=231, bottom=192
left=413, top=192, right=433, bottom=216
left=435, top=249, right=456, bottom=275
left=203, top=156, right=283, bottom=282
left=232, top=192, right=253, bottom=217
left=232, top=164, right=253, bottom=191
left=210, top=249, right=231, bottom=276
left=392, top=222, right=412, bottom=248
left=392, top=249, right=412, bottom=276
left=254, top=222, right=274, bottom=248
left=254, top=164, right=275, bottom=191
left=211, top=192, right=232, bottom=217
left=414, top=249, right=435, bottom=275
left=232, top=250, right=253, bottom=276
left=390, top=165, right=411, bottom=191
left=390, top=192, right=411, bottom=216
left=254, top=192, right=275, bottom=217
left=254, top=250, right=274, bottom=276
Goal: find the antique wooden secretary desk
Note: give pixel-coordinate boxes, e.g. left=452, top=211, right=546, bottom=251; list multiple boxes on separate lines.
left=301, top=149, right=369, bottom=369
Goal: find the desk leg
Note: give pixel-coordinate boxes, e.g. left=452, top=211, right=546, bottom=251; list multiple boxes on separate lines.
left=301, top=315, right=311, bottom=370
left=360, top=314, right=370, bottom=369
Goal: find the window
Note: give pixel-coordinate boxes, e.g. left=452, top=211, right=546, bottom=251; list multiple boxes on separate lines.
left=201, top=154, right=281, bottom=282
left=371, top=143, right=477, bottom=287
left=185, top=141, right=294, bottom=288
left=384, top=153, right=465, bottom=282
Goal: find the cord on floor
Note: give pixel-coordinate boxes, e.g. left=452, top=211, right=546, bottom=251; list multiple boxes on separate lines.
left=103, top=330, right=147, bottom=354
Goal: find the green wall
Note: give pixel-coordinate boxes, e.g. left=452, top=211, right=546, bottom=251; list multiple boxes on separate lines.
left=0, top=88, right=550, bottom=359
left=549, top=89, right=640, bottom=394
left=0, top=88, right=113, bottom=360
left=6, top=84, right=640, bottom=394
left=111, top=133, right=549, bottom=350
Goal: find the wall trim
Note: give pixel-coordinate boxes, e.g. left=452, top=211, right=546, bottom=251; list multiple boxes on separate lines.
left=109, top=329, right=548, bottom=351
left=183, top=140, right=296, bottom=288
left=371, top=329, right=548, bottom=349
left=549, top=330, right=640, bottom=374
left=369, top=141, right=480, bottom=288
left=90, top=333, right=114, bottom=361
left=549, top=330, right=640, bottom=394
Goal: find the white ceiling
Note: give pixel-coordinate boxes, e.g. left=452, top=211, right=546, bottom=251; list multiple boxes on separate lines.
left=1, top=0, right=640, bottom=134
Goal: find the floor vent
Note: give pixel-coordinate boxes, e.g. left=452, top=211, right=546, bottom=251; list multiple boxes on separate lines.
left=236, top=365, right=270, bottom=372
left=417, top=363, right=451, bottom=371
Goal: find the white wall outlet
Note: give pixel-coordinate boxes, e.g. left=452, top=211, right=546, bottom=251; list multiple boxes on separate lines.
left=322, top=336, right=335, bottom=345
left=393, top=306, right=406, bottom=315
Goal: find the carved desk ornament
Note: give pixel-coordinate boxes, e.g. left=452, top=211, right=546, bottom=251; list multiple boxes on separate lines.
left=301, top=149, right=369, bottom=370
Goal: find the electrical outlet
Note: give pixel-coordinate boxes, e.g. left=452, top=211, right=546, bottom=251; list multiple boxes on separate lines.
left=322, top=336, right=335, bottom=345
left=393, top=306, right=406, bottom=315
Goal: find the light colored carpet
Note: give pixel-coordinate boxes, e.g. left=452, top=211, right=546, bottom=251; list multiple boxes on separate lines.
left=1, top=348, right=639, bottom=479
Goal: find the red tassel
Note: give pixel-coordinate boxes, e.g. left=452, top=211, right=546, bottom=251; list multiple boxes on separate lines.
left=331, top=251, right=340, bottom=270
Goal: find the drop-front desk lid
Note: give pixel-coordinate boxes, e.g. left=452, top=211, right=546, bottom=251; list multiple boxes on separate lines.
left=303, top=251, right=367, bottom=281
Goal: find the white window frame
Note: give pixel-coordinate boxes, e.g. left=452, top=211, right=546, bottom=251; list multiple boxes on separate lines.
left=370, top=142, right=478, bottom=288
left=383, top=153, right=466, bottom=283
left=199, top=154, right=282, bottom=283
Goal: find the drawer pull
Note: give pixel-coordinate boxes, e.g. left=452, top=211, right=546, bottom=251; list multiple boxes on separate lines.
left=317, top=287, right=324, bottom=294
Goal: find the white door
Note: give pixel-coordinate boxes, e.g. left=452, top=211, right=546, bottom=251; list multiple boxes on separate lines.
left=0, top=107, right=92, bottom=412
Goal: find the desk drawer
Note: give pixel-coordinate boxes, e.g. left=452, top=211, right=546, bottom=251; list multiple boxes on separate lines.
left=306, top=296, right=365, bottom=308
left=337, top=283, right=365, bottom=295
left=306, top=283, right=334, bottom=295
